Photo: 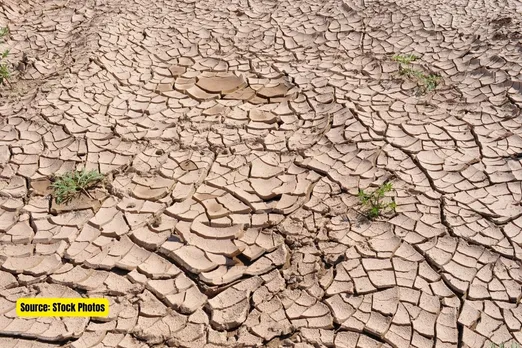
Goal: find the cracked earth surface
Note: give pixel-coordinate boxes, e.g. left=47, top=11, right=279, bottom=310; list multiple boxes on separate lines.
left=1, top=0, right=522, bottom=347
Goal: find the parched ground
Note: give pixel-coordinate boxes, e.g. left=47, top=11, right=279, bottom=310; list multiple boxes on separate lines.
left=0, top=0, right=522, bottom=347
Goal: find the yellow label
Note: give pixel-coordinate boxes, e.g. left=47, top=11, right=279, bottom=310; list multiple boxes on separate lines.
left=16, top=298, right=109, bottom=317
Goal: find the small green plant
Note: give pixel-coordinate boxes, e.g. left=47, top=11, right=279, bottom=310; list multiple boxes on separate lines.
left=358, top=182, right=396, bottom=219
left=0, top=27, right=10, bottom=85
left=392, top=53, right=440, bottom=94
left=51, top=170, right=104, bottom=204
left=408, top=69, right=440, bottom=93
left=490, top=343, right=521, bottom=348
left=392, top=54, right=418, bottom=65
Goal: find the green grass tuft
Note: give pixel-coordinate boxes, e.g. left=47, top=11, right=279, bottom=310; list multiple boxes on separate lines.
left=392, top=54, right=418, bottom=65
left=490, top=343, right=521, bottom=348
left=0, top=27, right=10, bottom=85
left=51, top=170, right=104, bottom=204
left=406, top=68, right=440, bottom=93
left=393, top=53, right=440, bottom=94
left=358, top=182, right=396, bottom=220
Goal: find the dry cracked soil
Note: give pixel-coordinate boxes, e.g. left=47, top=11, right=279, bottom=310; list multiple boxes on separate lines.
left=1, top=0, right=522, bottom=347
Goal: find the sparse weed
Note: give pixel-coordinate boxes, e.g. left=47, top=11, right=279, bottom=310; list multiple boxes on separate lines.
left=393, top=53, right=440, bottom=94
left=408, top=69, right=441, bottom=93
left=490, top=343, right=521, bottom=348
left=358, top=182, right=396, bottom=219
left=392, top=54, right=418, bottom=65
left=51, top=170, right=104, bottom=204
left=0, top=27, right=10, bottom=85
left=420, top=73, right=440, bottom=92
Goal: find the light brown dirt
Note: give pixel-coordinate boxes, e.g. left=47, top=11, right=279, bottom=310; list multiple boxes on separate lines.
left=1, top=0, right=522, bottom=347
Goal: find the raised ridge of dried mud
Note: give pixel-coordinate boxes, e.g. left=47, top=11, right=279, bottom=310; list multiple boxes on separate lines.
left=1, top=0, right=522, bottom=347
